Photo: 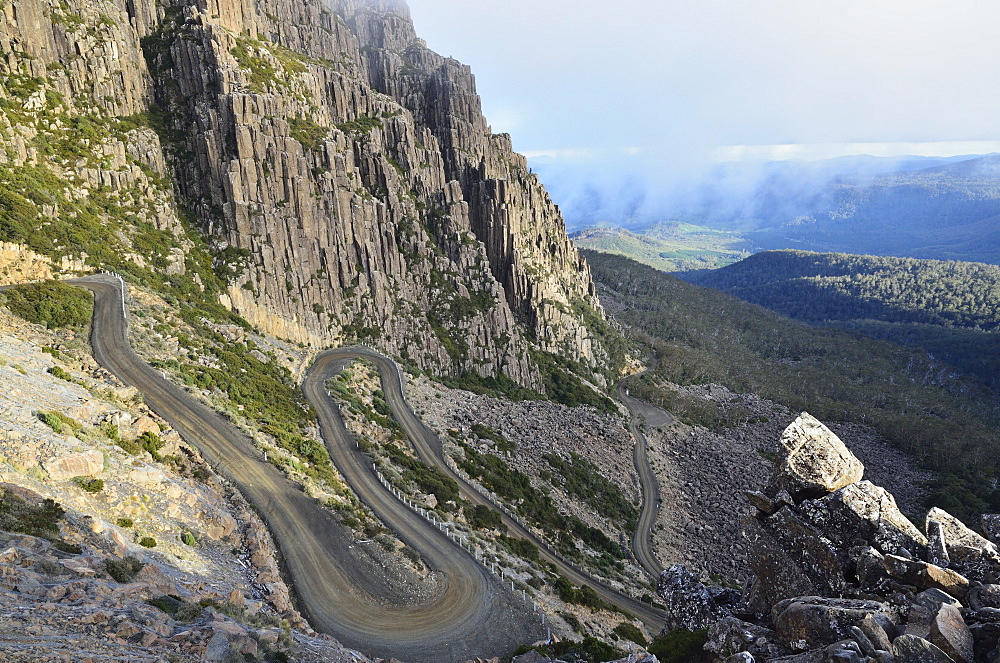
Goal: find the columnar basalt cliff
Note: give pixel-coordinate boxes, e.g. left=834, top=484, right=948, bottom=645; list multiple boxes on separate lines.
left=0, top=0, right=609, bottom=390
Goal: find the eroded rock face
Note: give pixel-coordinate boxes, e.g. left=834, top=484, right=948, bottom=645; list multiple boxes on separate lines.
left=0, top=0, right=614, bottom=393
left=768, top=413, right=864, bottom=501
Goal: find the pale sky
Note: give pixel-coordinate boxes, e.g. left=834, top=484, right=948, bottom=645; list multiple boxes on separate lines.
left=405, top=0, right=1000, bottom=163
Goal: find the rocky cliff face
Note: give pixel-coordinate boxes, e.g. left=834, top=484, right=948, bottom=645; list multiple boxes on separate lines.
left=0, top=0, right=609, bottom=389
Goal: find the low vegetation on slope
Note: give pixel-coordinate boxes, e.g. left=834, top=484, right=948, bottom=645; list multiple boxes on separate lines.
left=584, top=250, right=1000, bottom=522
left=686, top=250, right=1000, bottom=390
left=1, top=280, right=93, bottom=329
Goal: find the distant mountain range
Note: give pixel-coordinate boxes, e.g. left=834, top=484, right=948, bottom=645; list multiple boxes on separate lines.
left=748, top=155, right=1000, bottom=264
left=554, top=154, right=1000, bottom=266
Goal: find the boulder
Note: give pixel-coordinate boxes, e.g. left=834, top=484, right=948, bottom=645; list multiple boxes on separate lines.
left=927, top=507, right=1000, bottom=561
left=890, top=634, right=953, bottom=662
left=981, top=514, right=1000, bottom=544
left=928, top=603, right=973, bottom=663
left=768, top=413, right=864, bottom=500
left=881, top=555, right=970, bottom=600
left=822, top=640, right=865, bottom=663
left=744, top=517, right=821, bottom=610
left=43, top=449, right=104, bottom=481
left=855, top=547, right=891, bottom=593
left=766, top=507, right=846, bottom=595
left=913, top=588, right=962, bottom=612
left=657, top=564, right=728, bottom=632
left=771, top=596, right=891, bottom=651
left=968, top=583, right=1000, bottom=610
left=925, top=519, right=950, bottom=568
left=704, top=617, right=774, bottom=660
left=798, top=481, right=927, bottom=559
left=858, top=614, right=894, bottom=652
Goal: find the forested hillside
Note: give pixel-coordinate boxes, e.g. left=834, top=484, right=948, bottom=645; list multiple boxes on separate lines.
left=584, top=250, right=1000, bottom=521
left=687, top=250, right=1000, bottom=390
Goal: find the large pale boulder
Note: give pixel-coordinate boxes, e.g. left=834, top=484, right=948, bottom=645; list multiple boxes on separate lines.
left=798, top=481, right=927, bottom=558
left=769, top=413, right=864, bottom=500
left=929, top=603, right=974, bottom=663
left=43, top=449, right=104, bottom=481
left=927, top=507, right=1000, bottom=561
left=882, top=555, right=970, bottom=600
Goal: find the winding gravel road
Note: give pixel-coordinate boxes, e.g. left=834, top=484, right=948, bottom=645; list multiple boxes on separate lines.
left=307, top=348, right=668, bottom=632
left=71, top=275, right=542, bottom=663
left=617, top=377, right=673, bottom=580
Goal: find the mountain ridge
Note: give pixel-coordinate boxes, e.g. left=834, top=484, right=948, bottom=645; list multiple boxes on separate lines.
left=0, top=0, right=615, bottom=397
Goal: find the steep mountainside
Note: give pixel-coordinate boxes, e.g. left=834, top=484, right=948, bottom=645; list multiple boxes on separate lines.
left=0, top=0, right=611, bottom=393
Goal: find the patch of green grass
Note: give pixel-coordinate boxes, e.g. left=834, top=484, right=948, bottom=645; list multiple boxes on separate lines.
left=337, top=114, right=383, bottom=136
left=289, top=117, right=329, bottom=151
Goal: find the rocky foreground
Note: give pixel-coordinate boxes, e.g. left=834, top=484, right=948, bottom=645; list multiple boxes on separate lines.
left=653, top=412, right=1000, bottom=663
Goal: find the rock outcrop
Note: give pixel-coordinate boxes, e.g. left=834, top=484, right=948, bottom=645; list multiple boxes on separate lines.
left=656, top=412, right=1000, bottom=662
left=0, top=0, right=614, bottom=393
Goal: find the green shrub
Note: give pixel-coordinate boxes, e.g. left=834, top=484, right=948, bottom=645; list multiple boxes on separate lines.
left=464, top=503, right=503, bottom=530
left=48, top=365, right=73, bottom=382
left=73, top=477, right=104, bottom=493
left=648, top=628, right=710, bottom=663
left=512, top=637, right=622, bottom=663
left=138, top=536, right=157, bottom=548
left=37, top=410, right=82, bottom=434
left=3, top=280, right=92, bottom=329
left=614, top=622, right=648, bottom=647
left=105, top=556, right=144, bottom=583
left=117, top=431, right=165, bottom=461
left=116, top=517, right=134, bottom=528
left=471, top=423, right=516, bottom=453
left=148, top=594, right=183, bottom=615
left=0, top=487, right=70, bottom=547
left=174, top=601, right=206, bottom=622
left=544, top=452, right=638, bottom=530
left=181, top=531, right=197, bottom=546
